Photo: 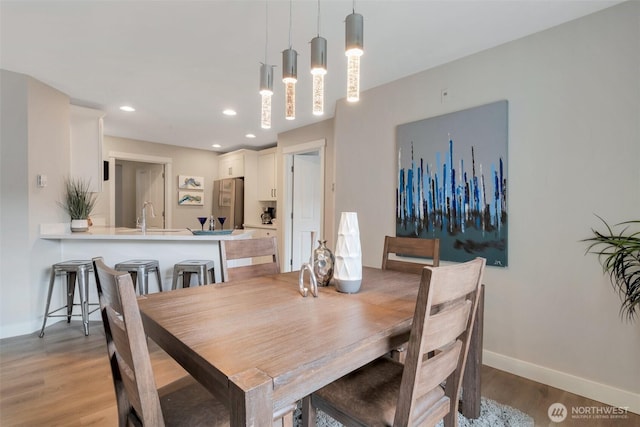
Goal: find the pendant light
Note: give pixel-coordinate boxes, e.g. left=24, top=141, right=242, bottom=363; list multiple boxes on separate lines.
left=282, top=0, right=297, bottom=120
left=260, top=63, right=274, bottom=129
left=310, top=0, right=327, bottom=116
left=259, top=1, right=274, bottom=129
left=345, top=2, right=363, bottom=102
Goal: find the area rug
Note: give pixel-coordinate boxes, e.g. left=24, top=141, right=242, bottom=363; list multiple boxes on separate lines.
left=293, top=397, right=534, bottom=427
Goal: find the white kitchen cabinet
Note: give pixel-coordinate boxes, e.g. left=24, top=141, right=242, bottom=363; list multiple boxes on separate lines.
left=244, top=226, right=277, bottom=239
left=70, top=105, right=105, bottom=192
left=257, top=149, right=277, bottom=201
left=218, top=151, right=246, bottom=179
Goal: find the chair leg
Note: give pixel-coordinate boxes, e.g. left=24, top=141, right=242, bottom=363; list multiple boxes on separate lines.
left=183, top=272, right=193, bottom=288
left=197, top=266, right=206, bottom=286
left=136, top=267, right=148, bottom=295
left=130, top=272, right=139, bottom=294
left=301, top=395, right=316, bottom=427
left=66, top=272, right=76, bottom=323
left=39, top=269, right=58, bottom=338
left=77, top=269, right=90, bottom=336
left=277, top=412, right=293, bottom=427
left=390, top=345, right=407, bottom=363
left=155, top=267, right=163, bottom=292
left=172, top=266, right=180, bottom=290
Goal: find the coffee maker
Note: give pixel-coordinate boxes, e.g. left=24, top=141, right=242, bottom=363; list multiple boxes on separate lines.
left=261, top=207, right=276, bottom=224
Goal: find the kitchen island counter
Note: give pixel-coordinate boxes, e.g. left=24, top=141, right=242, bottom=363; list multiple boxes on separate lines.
left=40, top=226, right=251, bottom=241
left=40, top=225, right=254, bottom=286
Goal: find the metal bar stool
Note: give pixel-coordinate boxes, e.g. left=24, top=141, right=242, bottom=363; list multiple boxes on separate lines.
left=172, top=260, right=215, bottom=289
left=114, top=259, right=163, bottom=295
left=39, top=260, right=99, bottom=337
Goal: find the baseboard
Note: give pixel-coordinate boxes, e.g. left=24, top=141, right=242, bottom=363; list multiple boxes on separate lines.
left=483, top=350, right=639, bottom=415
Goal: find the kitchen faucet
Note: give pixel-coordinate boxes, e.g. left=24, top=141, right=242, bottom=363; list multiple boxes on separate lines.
left=138, top=201, right=155, bottom=233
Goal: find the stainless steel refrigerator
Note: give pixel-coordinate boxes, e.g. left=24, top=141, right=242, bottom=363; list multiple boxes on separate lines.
left=212, top=178, right=244, bottom=229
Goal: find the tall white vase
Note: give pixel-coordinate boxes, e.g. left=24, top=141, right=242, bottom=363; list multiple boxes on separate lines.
left=333, top=212, right=362, bottom=293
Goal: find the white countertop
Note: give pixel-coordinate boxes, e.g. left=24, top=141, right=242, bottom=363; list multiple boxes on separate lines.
left=40, top=225, right=251, bottom=241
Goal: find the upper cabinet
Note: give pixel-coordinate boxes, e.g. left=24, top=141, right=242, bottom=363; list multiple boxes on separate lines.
left=218, top=150, right=247, bottom=179
left=258, top=148, right=277, bottom=201
left=70, top=105, right=105, bottom=193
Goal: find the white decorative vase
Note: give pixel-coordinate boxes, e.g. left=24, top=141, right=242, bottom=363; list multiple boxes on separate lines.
left=70, top=219, right=89, bottom=232
left=333, top=212, right=362, bottom=293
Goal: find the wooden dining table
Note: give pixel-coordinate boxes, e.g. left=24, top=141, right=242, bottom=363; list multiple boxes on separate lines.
left=137, top=266, right=483, bottom=426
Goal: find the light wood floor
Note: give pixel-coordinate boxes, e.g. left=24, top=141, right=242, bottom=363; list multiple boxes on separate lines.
left=1, top=321, right=637, bottom=426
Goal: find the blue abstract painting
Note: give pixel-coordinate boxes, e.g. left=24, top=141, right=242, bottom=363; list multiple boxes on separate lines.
left=396, top=100, right=508, bottom=267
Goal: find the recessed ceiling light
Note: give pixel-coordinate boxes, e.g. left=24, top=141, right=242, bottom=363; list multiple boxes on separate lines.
left=212, top=144, right=222, bottom=148
left=245, top=133, right=256, bottom=139
left=223, top=109, right=237, bottom=116
left=120, top=105, right=135, bottom=112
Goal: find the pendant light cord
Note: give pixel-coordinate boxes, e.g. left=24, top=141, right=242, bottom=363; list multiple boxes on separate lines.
left=288, top=0, right=293, bottom=48
left=316, top=0, right=321, bottom=37
left=264, top=0, right=269, bottom=63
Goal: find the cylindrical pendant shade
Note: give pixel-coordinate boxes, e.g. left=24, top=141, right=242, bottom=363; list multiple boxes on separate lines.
left=259, top=63, right=274, bottom=129
left=345, top=12, right=363, bottom=102
left=311, top=36, right=327, bottom=116
left=282, top=48, right=298, bottom=81
left=282, top=48, right=297, bottom=120
left=345, top=12, right=363, bottom=54
left=259, top=63, right=274, bottom=93
left=310, top=36, right=327, bottom=71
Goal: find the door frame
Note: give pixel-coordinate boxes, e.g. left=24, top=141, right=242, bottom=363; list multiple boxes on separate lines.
left=282, top=139, right=325, bottom=272
left=108, top=151, right=172, bottom=227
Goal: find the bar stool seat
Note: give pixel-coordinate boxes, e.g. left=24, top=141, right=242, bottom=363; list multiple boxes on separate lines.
left=172, top=260, right=215, bottom=290
left=114, top=259, right=163, bottom=295
left=39, top=260, right=99, bottom=337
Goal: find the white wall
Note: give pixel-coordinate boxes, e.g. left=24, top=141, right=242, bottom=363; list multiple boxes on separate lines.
left=1, top=70, right=70, bottom=338
left=333, top=2, right=639, bottom=411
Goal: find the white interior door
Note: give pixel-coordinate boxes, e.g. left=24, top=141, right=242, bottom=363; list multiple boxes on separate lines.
left=291, top=152, right=321, bottom=270
left=136, top=164, right=165, bottom=228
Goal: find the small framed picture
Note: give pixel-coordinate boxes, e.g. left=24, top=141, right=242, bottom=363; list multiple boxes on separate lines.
left=178, top=191, right=204, bottom=206
left=178, top=175, right=204, bottom=190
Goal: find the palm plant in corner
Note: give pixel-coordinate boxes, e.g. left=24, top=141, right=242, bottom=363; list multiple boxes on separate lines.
left=60, top=177, right=97, bottom=232
left=584, top=216, right=640, bottom=322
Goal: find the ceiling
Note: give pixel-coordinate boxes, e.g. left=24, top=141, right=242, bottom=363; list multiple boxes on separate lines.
left=0, top=0, right=620, bottom=153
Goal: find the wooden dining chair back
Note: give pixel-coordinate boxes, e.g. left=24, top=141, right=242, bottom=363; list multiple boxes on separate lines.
left=220, top=236, right=280, bottom=282
left=382, top=235, right=440, bottom=362
left=92, top=257, right=230, bottom=427
left=304, top=257, right=485, bottom=427
left=382, top=235, right=440, bottom=274
left=394, top=257, right=485, bottom=426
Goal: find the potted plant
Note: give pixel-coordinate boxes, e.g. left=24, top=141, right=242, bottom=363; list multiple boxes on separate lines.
left=584, top=216, right=640, bottom=322
left=60, top=177, right=97, bottom=232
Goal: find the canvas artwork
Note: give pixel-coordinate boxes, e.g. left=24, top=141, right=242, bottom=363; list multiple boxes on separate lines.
left=178, top=175, right=204, bottom=189
left=178, top=191, right=203, bottom=206
left=396, top=100, right=508, bottom=267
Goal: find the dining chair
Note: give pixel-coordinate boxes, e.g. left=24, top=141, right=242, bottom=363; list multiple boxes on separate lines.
left=92, top=257, right=230, bottom=426
left=220, top=236, right=280, bottom=282
left=302, top=257, right=486, bottom=427
left=382, top=235, right=440, bottom=273
left=382, top=235, right=440, bottom=362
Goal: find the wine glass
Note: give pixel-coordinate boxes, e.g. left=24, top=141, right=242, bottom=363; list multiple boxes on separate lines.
left=197, top=217, right=207, bottom=231
left=217, top=217, right=226, bottom=230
